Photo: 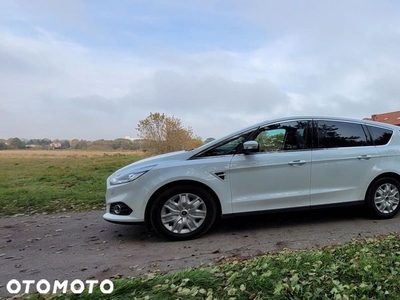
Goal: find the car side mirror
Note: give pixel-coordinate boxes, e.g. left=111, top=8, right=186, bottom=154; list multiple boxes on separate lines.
left=243, top=141, right=259, bottom=154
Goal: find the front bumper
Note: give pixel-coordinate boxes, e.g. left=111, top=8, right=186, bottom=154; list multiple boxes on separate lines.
left=103, top=212, right=144, bottom=224
left=104, top=176, right=149, bottom=222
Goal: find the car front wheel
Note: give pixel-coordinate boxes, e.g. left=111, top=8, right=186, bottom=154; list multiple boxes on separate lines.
left=366, top=177, right=400, bottom=219
left=150, top=185, right=217, bottom=240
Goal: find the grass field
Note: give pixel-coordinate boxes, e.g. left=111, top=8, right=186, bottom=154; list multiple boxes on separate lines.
left=0, top=150, right=144, bottom=216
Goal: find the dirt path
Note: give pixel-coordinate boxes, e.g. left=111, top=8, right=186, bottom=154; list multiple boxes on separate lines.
left=1, top=208, right=399, bottom=297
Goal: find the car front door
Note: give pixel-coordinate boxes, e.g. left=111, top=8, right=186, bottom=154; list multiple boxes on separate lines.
left=230, top=120, right=312, bottom=213
left=310, top=119, right=380, bottom=206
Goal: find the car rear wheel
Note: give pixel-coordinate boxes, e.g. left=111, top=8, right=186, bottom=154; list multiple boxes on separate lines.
left=150, top=185, right=217, bottom=240
left=366, top=177, right=400, bottom=219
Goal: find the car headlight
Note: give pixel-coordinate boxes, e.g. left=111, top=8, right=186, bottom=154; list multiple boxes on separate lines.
left=109, top=164, right=156, bottom=185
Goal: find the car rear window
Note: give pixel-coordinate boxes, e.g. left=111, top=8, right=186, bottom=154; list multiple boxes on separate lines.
left=316, top=120, right=369, bottom=148
left=367, top=125, right=393, bottom=145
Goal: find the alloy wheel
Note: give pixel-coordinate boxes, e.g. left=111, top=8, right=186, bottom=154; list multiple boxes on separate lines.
left=374, top=183, right=400, bottom=214
left=160, top=193, right=207, bottom=234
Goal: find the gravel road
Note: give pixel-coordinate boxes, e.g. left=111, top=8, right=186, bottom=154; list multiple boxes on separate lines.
left=1, top=207, right=399, bottom=297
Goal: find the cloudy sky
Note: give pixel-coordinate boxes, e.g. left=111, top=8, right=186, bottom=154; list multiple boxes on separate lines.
left=1, top=0, right=400, bottom=140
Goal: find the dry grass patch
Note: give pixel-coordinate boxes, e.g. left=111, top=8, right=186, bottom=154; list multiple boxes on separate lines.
left=0, top=149, right=146, bottom=159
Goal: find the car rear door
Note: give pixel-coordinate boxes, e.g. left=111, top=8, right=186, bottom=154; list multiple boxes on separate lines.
left=310, top=119, right=380, bottom=206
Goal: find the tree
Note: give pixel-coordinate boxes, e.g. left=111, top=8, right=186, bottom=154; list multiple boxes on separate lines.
left=111, top=139, right=141, bottom=150
left=73, top=140, right=88, bottom=150
left=60, top=140, right=70, bottom=149
left=0, top=141, right=8, bottom=150
left=136, top=112, right=197, bottom=154
left=27, top=139, right=51, bottom=146
left=8, top=137, right=25, bottom=149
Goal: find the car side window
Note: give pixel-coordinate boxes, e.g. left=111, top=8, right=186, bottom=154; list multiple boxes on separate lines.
left=255, top=121, right=310, bottom=152
left=316, top=121, right=369, bottom=148
left=366, top=125, right=393, bottom=146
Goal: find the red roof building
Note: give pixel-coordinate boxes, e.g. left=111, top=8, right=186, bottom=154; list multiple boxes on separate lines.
left=364, top=111, right=400, bottom=126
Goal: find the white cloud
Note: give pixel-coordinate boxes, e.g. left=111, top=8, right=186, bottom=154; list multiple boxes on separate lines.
left=1, top=1, right=400, bottom=140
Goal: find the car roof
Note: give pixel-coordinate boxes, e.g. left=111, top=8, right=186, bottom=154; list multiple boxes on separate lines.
left=193, top=116, right=400, bottom=154
left=250, top=116, right=400, bottom=131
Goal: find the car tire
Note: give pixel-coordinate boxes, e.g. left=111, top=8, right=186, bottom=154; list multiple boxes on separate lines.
left=150, top=185, right=217, bottom=240
left=366, top=177, right=400, bottom=219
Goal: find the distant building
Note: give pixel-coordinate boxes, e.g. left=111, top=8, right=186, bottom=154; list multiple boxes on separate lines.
left=49, top=142, right=62, bottom=150
left=364, top=110, right=400, bottom=126
left=123, top=136, right=141, bottom=141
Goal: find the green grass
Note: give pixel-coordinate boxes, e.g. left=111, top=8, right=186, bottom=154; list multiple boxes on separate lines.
left=23, top=234, right=400, bottom=300
left=0, top=152, right=143, bottom=216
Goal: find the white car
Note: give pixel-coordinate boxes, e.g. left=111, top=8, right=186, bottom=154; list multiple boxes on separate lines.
left=104, top=116, right=400, bottom=240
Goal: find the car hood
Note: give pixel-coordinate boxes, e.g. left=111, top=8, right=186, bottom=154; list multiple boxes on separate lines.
left=118, top=150, right=194, bottom=172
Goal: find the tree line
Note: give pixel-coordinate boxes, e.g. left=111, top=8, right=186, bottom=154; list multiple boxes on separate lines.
left=0, top=137, right=143, bottom=151
left=1, top=113, right=215, bottom=153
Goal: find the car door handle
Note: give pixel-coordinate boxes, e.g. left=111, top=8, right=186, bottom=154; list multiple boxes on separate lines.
left=288, top=160, right=306, bottom=166
left=357, top=155, right=372, bottom=160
